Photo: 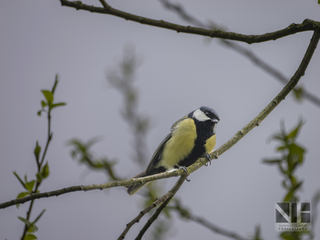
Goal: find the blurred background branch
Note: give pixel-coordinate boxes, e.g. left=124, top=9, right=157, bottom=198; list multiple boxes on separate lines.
left=159, top=0, right=320, bottom=108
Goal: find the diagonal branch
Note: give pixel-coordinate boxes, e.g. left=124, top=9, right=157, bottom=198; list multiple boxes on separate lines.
left=134, top=174, right=188, bottom=240
left=168, top=200, right=249, bottom=240
left=209, top=28, right=320, bottom=160
left=59, top=0, right=319, bottom=44
left=1, top=29, right=319, bottom=210
left=190, top=215, right=248, bottom=240
left=222, top=40, right=320, bottom=107
left=118, top=174, right=188, bottom=240
left=117, top=193, right=173, bottom=240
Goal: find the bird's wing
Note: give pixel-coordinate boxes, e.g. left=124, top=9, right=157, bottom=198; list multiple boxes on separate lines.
left=146, top=132, right=172, bottom=174
left=145, top=114, right=188, bottom=175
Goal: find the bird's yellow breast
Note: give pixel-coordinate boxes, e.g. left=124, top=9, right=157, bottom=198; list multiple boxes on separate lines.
left=205, top=134, right=216, bottom=153
left=159, top=118, right=197, bottom=170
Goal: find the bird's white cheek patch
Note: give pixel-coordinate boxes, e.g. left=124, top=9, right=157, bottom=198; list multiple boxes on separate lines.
left=193, top=109, right=210, bottom=122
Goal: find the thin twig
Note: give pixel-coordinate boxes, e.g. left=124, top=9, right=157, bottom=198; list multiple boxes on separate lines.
left=117, top=193, right=173, bottom=240
left=21, top=108, right=53, bottom=239
left=190, top=215, right=247, bottom=240
left=118, top=192, right=171, bottom=240
left=134, top=174, right=188, bottom=240
left=98, top=0, right=110, bottom=10
left=59, top=0, right=319, bottom=44
left=118, top=174, right=187, bottom=240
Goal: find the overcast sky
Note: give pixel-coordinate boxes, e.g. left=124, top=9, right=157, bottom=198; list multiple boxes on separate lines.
left=1, top=0, right=320, bottom=239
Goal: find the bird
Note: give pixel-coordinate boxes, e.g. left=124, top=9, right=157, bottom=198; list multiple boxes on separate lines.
left=127, top=106, right=220, bottom=195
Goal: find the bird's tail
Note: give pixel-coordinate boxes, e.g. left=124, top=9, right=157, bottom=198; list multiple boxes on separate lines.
left=127, top=171, right=148, bottom=195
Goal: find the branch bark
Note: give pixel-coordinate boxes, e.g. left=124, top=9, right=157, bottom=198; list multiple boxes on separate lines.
left=118, top=174, right=188, bottom=240
left=59, top=0, right=319, bottom=44
left=0, top=170, right=182, bottom=209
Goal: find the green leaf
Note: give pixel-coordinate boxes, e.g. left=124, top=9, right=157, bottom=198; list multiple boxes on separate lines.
left=41, top=162, right=50, bottom=179
left=24, top=234, right=37, bottom=240
left=280, top=231, right=296, bottom=240
left=284, top=190, right=294, bottom=202
left=18, top=216, right=31, bottom=226
left=287, top=119, right=303, bottom=140
left=25, top=180, right=36, bottom=192
left=41, top=100, right=47, bottom=108
left=51, top=102, right=66, bottom=109
left=34, top=141, right=41, bottom=160
left=271, top=134, right=285, bottom=142
left=41, top=90, right=54, bottom=106
left=17, top=191, right=30, bottom=199
left=36, top=172, right=43, bottom=182
left=277, top=145, right=287, bottom=151
left=16, top=191, right=30, bottom=208
left=33, top=209, right=46, bottom=224
left=13, top=172, right=27, bottom=190
left=27, top=223, right=38, bottom=233
left=288, top=143, right=306, bottom=163
left=37, top=110, right=42, bottom=116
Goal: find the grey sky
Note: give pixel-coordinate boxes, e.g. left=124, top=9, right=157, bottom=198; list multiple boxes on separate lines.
left=1, top=0, right=319, bottom=239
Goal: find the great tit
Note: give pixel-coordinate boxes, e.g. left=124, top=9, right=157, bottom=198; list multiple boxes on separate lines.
left=127, top=106, right=220, bottom=195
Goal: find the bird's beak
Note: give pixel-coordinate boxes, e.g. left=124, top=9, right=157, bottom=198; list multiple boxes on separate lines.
left=212, top=119, right=219, bottom=123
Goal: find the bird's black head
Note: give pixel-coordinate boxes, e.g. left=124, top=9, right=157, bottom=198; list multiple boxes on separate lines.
left=191, top=106, right=220, bottom=123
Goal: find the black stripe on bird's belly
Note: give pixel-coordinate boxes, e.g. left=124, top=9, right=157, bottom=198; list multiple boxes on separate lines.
left=177, top=119, right=214, bottom=168
left=146, top=166, right=166, bottom=176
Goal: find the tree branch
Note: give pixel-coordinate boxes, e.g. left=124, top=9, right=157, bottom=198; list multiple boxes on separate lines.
left=0, top=170, right=182, bottom=209
left=134, top=174, right=188, bottom=240
left=118, top=174, right=188, bottom=240
left=1, top=28, right=319, bottom=210
left=59, top=0, right=319, bottom=44
left=117, top=193, right=173, bottom=240
left=209, top=28, right=320, bottom=161
left=189, top=215, right=248, bottom=240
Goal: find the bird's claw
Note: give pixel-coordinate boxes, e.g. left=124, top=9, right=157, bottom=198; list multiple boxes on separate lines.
left=204, top=153, right=212, bottom=166
left=179, top=166, right=190, bottom=182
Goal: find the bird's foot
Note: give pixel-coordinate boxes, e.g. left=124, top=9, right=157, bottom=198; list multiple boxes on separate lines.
left=178, top=166, right=190, bottom=182
left=204, top=153, right=212, bottom=166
